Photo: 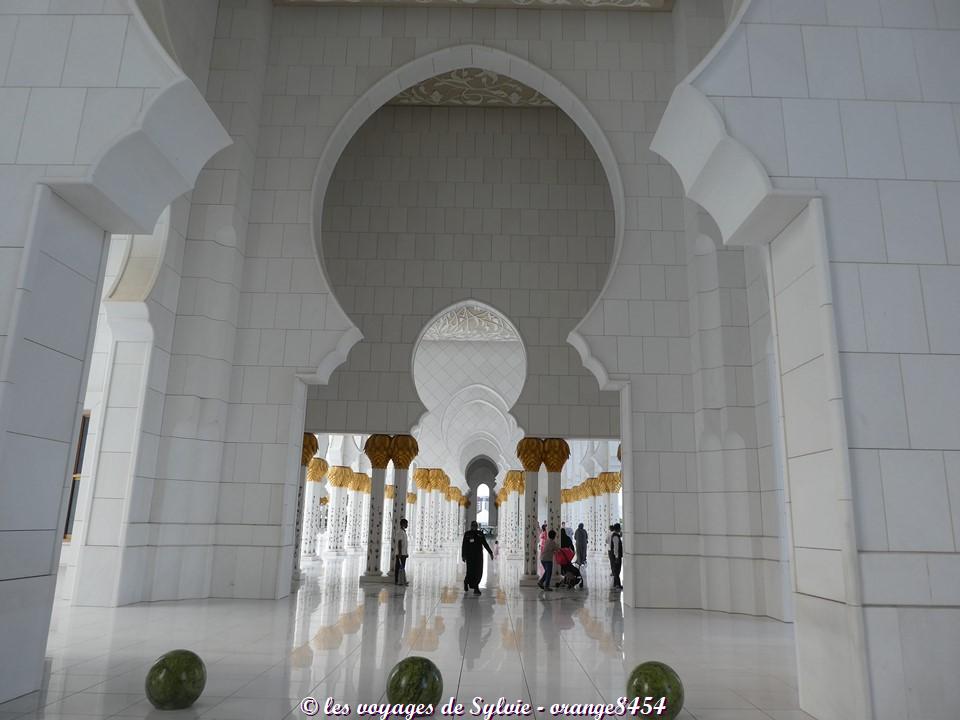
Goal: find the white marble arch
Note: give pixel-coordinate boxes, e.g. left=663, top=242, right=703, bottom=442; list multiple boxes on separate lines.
left=409, top=300, right=526, bottom=489
left=304, top=44, right=627, bottom=390
left=637, top=3, right=868, bottom=719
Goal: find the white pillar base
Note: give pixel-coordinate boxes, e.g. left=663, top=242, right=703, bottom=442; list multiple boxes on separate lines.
left=519, top=574, right=542, bottom=587
left=358, top=572, right=392, bottom=585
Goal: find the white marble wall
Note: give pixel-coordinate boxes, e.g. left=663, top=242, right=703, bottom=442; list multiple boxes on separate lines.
left=686, top=1, right=960, bottom=717
left=0, top=1, right=225, bottom=704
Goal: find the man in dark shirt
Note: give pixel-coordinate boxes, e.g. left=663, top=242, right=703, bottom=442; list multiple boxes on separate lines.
left=461, top=520, right=493, bottom=595
left=609, top=523, right=623, bottom=590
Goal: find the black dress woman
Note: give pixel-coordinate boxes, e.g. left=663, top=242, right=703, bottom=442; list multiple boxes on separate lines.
left=461, top=521, right=493, bottom=595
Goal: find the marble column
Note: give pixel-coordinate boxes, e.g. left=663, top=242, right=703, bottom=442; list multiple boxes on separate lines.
left=360, top=490, right=370, bottom=547
left=517, top=438, right=544, bottom=583
left=583, top=479, right=597, bottom=554
left=440, top=492, right=450, bottom=548
left=293, top=433, right=317, bottom=579
left=543, top=439, right=569, bottom=535
left=596, top=477, right=612, bottom=552
left=413, top=468, right=430, bottom=553
left=505, top=486, right=522, bottom=555
left=325, top=466, right=353, bottom=554
left=385, top=435, right=418, bottom=571
left=406, top=492, right=417, bottom=549
left=382, top=484, right=394, bottom=574
left=361, top=435, right=391, bottom=581
left=302, top=457, right=329, bottom=557
left=293, top=463, right=308, bottom=579
left=428, top=469, right=447, bottom=553
left=344, top=476, right=360, bottom=553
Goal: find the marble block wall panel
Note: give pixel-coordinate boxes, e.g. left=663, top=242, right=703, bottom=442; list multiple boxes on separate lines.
left=691, top=1, right=960, bottom=717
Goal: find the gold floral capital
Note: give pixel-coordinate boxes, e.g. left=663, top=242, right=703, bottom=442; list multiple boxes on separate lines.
left=543, top=438, right=570, bottom=473
left=390, top=435, right=419, bottom=469
left=429, top=468, right=449, bottom=492
left=504, top=469, right=524, bottom=494
left=301, top=433, right=318, bottom=466
left=407, top=492, right=417, bottom=504
left=516, top=437, right=544, bottom=472
left=327, top=465, right=353, bottom=488
left=413, top=468, right=431, bottom=490
left=599, top=471, right=622, bottom=493
left=307, top=457, right=329, bottom=482
left=364, top=434, right=393, bottom=469
left=354, top=473, right=371, bottom=494
left=385, top=485, right=396, bottom=499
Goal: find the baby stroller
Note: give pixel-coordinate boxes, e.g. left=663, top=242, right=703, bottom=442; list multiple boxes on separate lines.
left=559, top=561, right=583, bottom=589
left=553, top=547, right=582, bottom=589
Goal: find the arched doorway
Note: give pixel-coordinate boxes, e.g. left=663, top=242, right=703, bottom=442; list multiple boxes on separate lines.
left=465, top=455, right=500, bottom=531
left=475, top=485, right=490, bottom=527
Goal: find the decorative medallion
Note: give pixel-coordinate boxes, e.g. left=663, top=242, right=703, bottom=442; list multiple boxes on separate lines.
left=390, top=69, right=554, bottom=108
left=423, top=304, right=520, bottom=342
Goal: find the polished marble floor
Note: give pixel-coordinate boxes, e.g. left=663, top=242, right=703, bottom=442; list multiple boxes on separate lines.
left=2, top=553, right=815, bottom=720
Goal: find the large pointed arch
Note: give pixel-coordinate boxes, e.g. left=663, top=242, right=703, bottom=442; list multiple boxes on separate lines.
left=307, top=45, right=626, bottom=383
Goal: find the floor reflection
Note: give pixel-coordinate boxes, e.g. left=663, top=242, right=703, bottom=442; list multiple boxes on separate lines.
left=3, top=553, right=813, bottom=720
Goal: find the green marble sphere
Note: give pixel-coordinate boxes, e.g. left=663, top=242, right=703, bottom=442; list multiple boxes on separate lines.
left=626, top=661, right=684, bottom=720
left=145, top=649, right=207, bottom=710
left=386, top=656, right=443, bottom=706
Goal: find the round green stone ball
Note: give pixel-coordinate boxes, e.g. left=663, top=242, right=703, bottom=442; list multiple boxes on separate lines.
left=145, top=649, right=207, bottom=710
left=386, top=656, right=443, bottom=706
left=626, top=661, right=684, bottom=720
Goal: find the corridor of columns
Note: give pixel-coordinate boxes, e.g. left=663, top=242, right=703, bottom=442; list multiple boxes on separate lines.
left=293, top=432, right=625, bottom=585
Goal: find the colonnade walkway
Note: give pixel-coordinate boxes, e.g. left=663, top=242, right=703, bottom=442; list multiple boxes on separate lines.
left=1, top=555, right=812, bottom=720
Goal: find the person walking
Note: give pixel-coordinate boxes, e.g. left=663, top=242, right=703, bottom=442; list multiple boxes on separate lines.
left=574, top=522, right=588, bottom=567
left=609, top=523, right=623, bottom=590
left=461, top=520, right=493, bottom=595
left=394, top=518, right=410, bottom=585
left=605, top=524, right=615, bottom=581
left=538, top=522, right=547, bottom=576
left=538, top=530, right=559, bottom=592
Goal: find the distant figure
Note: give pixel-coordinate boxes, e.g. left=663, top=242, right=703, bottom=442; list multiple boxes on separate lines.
left=574, top=523, right=588, bottom=566
left=395, top=518, right=409, bottom=585
left=494, top=540, right=499, bottom=559
left=560, top=525, right=574, bottom=551
left=609, top=523, right=623, bottom=590
left=605, top=524, right=615, bottom=579
left=538, top=530, right=559, bottom=592
left=538, top=523, right=547, bottom=575
left=462, top=521, right=493, bottom=595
